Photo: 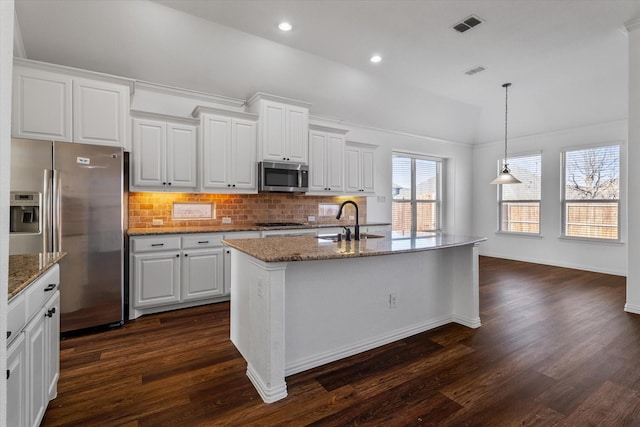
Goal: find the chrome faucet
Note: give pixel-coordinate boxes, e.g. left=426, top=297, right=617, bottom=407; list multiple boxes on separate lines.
left=336, top=200, right=360, bottom=241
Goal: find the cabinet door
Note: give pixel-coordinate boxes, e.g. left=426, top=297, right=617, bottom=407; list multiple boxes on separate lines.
left=344, top=146, right=361, bottom=193
left=231, top=119, right=257, bottom=189
left=7, top=333, right=27, bottom=427
left=167, top=123, right=197, bottom=189
left=326, top=134, right=345, bottom=193
left=182, top=248, right=224, bottom=301
left=308, top=131, right=327, bottom=192
left=73, top=79, right=129, bottom=147
left=132, top=118, right=166, bottom=188
left=45, top=291, right=60, bottom=402
left=202, top=114, right=231, bottom=189
left=360, top=148, right=376, bottom=193
left=285, top=105, right=308, bottom=163
left=25, top=309, right=47, bottom=427
left=132, top=252, right=181, bottom=308
left=12, top=67, right=73, bottom=141
left=261, top=101, right=287, bottom=161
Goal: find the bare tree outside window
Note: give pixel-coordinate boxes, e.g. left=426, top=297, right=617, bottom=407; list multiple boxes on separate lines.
left=563, top=145, right=620, bottom=240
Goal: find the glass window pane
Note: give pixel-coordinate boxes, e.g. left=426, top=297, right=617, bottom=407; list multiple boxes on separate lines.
left=500, top=202, right=540, bottom=233
left=416, top=201, right=438, bottom=231
left=565, top=146, right=619, bottom=201
left=392, top=157, right=412, bottom=201
left=392, top=201, right=412, bottom=235
left=502, top=155, right=541, bottom=201
left=565, top=202, right=618, bottom=239
left=415, top=159, right=437, bottom=201
left=498, top=153, right=541, bottom=234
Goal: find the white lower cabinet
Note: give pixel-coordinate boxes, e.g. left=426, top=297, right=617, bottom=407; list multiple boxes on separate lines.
left=7, top=264, right=60, bottom=427
left=130, top=234, right=225, bottom=319
left=7, top=333, right=27, bottom=427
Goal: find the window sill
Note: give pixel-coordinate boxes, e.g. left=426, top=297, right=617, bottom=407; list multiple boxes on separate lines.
left=557, top=236, right=624, bottom=246
left=495, top=231, right=543, bottom=239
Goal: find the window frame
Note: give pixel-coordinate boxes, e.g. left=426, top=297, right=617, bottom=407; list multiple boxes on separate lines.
left=560, top=143, right=621, bottom=243
left=496, top=152, right=542, bottom=236
left=392, top=152, right=443, bottom=235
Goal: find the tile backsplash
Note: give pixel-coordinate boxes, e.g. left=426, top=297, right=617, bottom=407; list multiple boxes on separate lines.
left=128, top=192, right=367, bottom=228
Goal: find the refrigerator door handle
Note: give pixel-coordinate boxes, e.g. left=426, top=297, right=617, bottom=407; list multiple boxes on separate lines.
left=42, top=169, right=53, bottom=253
left=52, top=169, right=62, bottom=253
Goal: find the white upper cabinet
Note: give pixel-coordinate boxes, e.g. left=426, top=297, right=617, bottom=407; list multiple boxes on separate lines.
left=12, top=67, right=73, bottom=141
left=73, top=79, right=129, bottom=148
left=345, top=142, right=377, bottom=194
left=308, top=124, right=348, bottom=194
left=247, top=93, right=310, bottom=164
left=130, top=112, right=198, bottom=191
left=193, top=106, right=258, bottom=193
left=12, top=60, right=133, bottom=148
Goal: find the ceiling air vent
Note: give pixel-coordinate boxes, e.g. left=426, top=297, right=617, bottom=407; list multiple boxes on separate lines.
left=464, top=65, right=486, bottom=76
left=453, top=15, right=483, bottom=33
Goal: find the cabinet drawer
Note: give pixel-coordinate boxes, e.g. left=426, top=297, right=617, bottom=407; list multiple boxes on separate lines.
left=25, top=265, right=59, bottom=323
left=7, top=293, right=26, bottom=344
left=223, top=231, right=261, bottom=240
left=131, top=236, right=181, bottom=252
left=182, top=234, right=223, bottom=249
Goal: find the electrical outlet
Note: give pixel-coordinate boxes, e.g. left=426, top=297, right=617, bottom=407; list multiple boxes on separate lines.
left=349, top=215, right=355, bottom=221
left=377, top=195, right=386, bottom=203
left=389, top=293, right=397, bottom=309
left=222, top=217, right=232, bottom=224
left=152, top=219, right=163, bottom=226
left=308, top=216, right=315, bottom=222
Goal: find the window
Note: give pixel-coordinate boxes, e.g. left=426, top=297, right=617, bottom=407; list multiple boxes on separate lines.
left=498, top=153, right=542, bottom=234
left=562, top=145, right=620, bottom=240
left=392, top=154, right=441, bottom=235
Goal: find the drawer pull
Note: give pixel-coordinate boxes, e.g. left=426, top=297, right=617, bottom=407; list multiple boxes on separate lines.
left=151, top=243, right=165, bottom=247
left=46, top=308, right=56, bottom=318
left=44, top=284, right=56, bottom=292
left=198, top=240, right=209, bottom=244
left=6, top=369, right=9, bottom=380
left=6, top=331, right=11, bottom=339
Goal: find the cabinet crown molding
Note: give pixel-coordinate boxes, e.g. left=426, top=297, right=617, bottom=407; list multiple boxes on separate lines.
left=130, top=110, right=199, bottom=125
left=308, top=123, right=349, bottom=135
left=346, top=140, right=378, bottom=149
left=192, top=106, right=258, bottom=121
left=14, top=57, right=134, bottom=92
left=246, top=92, right=312, bottom=109
left=136, top=80, right=246, bottom=109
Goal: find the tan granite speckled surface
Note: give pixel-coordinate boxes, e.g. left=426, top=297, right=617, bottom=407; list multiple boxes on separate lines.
left=127, top=223, right=391, bottom=236
left=222, top=233, right=486, bottom=262
left=8, top=252, right=67, bottom=300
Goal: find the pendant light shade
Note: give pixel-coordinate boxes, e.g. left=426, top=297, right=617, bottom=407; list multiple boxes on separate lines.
left=491, top=83, right=521, bottom=185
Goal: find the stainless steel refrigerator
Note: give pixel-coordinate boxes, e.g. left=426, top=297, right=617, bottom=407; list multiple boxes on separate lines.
left=10, top=138, right=124, bottom=333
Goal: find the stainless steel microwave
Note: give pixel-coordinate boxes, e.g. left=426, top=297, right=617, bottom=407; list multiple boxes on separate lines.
left=258, top=161, right=309, bottom=193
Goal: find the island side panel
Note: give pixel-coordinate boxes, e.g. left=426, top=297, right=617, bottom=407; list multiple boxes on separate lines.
left=283, top=249, right=458, bottom=376
left=450, top=243, right=481, bottom=328
left=229, top=249, right=288, bottom=403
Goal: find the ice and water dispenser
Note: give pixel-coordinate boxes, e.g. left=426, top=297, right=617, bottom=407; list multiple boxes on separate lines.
left=9, top=191, right=41, bottom=233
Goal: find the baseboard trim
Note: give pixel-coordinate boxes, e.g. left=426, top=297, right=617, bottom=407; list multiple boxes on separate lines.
left=624, top=303, right=640, bottom=315
left=246, top=364, right=287, bottom=404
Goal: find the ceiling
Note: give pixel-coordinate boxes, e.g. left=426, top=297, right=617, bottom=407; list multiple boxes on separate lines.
left=14, top=0, right=640, bottom=144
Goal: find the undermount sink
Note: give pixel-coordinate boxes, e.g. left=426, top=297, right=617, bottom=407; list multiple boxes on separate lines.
left=317, top=233, right=385, bottom=241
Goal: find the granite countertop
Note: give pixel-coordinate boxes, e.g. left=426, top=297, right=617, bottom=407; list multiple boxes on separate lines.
left=222, top=232, right=486, bottom=263
left=8, top=252, right=67, bottom=300
left=127, top=223, right=391, bottom=236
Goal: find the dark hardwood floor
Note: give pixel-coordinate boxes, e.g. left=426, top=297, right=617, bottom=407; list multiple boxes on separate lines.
left=43, top=256, right=640, bottom=426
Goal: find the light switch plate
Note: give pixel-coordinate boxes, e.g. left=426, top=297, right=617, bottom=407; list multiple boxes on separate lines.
left=152, top=219, right=163, bottom=226
left=308, top=216, right=315, bottom=222
left=222, top=217, right=232, bottom=224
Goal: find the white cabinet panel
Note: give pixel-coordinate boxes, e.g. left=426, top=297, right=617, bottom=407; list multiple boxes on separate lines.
left=231, top=119, right=257, bottom=189
left=285, top=105, right=308, bottom=163
left=167, top=123, right=197, bottom=188
left=25, top=308, right=47, bottom=427
left=345, top=143, right=376, bottom=194
left=182, top=249, right=224, bottom=301
left=45, top=291, right=60, bottom=401
left=7, top=333, right=27, bottom=427
left=262, top=101, right=286, bottom=161
left=73, top=79, right=129, bottom=147
left=133, top=252, right=181, bottom=307
left=132, top=118, right=165, bottom=188
left=308, top=129, right=345, bottom=194
left=12, top=68, right=73, bottom=141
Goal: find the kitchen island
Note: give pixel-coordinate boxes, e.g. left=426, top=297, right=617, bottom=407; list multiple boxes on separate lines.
left=223, top=232, right=486, bottom=403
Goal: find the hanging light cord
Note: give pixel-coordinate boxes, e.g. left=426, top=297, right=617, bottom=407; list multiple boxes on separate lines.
left=502, top=82, right=511, bottom=172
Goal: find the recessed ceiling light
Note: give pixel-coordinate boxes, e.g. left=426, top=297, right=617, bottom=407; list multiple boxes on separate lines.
left=278, top=22, right=293, bottom=32
left=370, top=55, right=382, bottom=64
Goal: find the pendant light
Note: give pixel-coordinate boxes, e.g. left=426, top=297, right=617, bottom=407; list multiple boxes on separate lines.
left=490, top=83, right=521, bottom=184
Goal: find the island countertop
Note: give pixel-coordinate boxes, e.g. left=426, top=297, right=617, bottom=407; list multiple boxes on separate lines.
left=8, top=252, right=67, bottom=300
left=222, top=232, right=486, bottom=262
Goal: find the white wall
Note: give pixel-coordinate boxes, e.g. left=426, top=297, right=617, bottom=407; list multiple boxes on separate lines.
left=473, top=120, right=627, bottom=276
left=0, top=1, right=15, bottom=424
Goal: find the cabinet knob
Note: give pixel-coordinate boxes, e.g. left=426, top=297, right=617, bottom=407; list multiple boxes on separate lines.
left=227, top=184, right=231, bottom=187
left=232, top=184, right=236, bottom=188
left=168, top=182, right=172, bottom=186
left=176, top=254, right=180, bottom=258
left=162, top=182, right=167, bottom=186
left=46, top=308, right=55, bottom=318
left=6, top=331, right=11, bottom=339
left=185, top=253, right=189, bottom=257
